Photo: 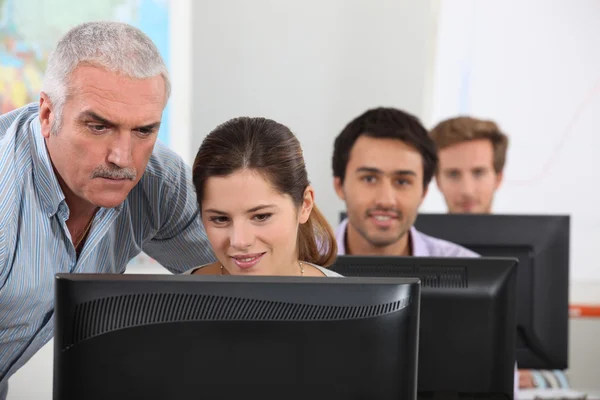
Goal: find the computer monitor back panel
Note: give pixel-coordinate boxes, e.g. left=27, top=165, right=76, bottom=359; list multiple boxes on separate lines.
left=330, top=256, right=518, bottom=400
left=413, top=213, right=569, bottom=369
left=54, top=274, right=420, bottom=400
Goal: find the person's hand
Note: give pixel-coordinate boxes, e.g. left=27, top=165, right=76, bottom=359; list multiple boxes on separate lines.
left=519, top=369, right=535, bottom=388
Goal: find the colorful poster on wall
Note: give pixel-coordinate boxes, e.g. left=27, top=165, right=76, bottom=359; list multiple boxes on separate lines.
left=0, top=0, right=170, bottom=146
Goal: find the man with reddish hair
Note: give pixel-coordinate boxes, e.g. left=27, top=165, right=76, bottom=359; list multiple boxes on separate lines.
left=430, top=116, right=509, bottom=214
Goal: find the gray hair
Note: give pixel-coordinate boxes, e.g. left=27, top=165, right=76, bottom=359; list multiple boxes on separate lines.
left=42, top=21, right=171, bottom=133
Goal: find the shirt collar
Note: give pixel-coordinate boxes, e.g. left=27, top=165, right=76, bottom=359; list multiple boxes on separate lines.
left=29, top=113, right=66, bottom=218
left=335, top=217, right=429, bottom=256
left=334, top=218, right=349, bottom=255
left=409, top=226, right=429, bottom=256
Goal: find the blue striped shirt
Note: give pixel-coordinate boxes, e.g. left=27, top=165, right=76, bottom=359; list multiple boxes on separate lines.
left=0, top=103, right=215, bottom=396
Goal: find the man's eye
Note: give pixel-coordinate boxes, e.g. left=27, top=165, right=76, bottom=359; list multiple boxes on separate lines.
left=361, top=176, right=376, bottom=183
left=89, top=124, right=107, bottom=133
left=137, top=128, right=155, bottom=136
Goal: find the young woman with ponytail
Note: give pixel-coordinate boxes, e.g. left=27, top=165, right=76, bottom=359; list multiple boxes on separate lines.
left=184, top=116, right=340, bottom=277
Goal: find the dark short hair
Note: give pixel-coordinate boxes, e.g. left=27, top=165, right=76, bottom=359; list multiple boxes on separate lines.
left=332, top=107, right=438, bottom=187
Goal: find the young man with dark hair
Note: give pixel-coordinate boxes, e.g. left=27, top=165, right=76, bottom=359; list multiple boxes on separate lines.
left=332, top=107, right=477, bottom=257
left=332, top=108, right=521, bottom=394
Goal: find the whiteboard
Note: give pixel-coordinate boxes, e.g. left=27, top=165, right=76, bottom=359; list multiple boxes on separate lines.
left=421, top=0, right=600, bottom=282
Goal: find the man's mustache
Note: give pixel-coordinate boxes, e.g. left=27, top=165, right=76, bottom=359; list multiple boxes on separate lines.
left=91, top=166, right=136, bottom=180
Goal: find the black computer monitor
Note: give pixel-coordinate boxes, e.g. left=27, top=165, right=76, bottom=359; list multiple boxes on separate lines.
left=329, top=256, right=518, bottom=400
left=413, top=213, right=569, bottom=370
left=54, top=274, right=420, bottom=400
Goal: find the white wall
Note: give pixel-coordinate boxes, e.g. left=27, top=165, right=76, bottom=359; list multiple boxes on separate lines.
left=421, top=0, right=600, bottom=286
left=188, top=0, right=440, bottom=226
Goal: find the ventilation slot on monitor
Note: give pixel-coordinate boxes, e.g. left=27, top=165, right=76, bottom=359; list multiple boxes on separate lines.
left=337, top=264, right=468, bottom=288
left=65, top=293, right=410, bottom=349
left=417, top=266, right=467, bottom=288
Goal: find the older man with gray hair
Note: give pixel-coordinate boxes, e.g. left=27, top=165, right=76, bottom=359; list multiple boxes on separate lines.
left=0, top=21, right=214, bottom=398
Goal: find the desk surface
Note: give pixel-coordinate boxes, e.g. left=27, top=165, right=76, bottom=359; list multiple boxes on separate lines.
left=518, top=388, right=600, bottom=400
